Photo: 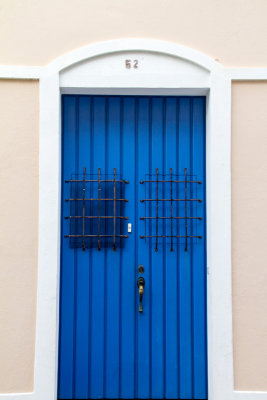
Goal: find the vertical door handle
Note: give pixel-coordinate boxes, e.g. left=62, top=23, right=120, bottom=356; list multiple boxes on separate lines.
left=137, top=277, right=145, bottom=313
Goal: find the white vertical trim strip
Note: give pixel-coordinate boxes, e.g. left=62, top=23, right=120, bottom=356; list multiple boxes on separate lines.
left=206, top=74, right=233, bottom=400
left=34, top=73, right=61, bottom=400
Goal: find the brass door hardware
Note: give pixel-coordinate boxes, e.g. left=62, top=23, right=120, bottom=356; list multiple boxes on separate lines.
left=137, top=277, right=145, bottom=313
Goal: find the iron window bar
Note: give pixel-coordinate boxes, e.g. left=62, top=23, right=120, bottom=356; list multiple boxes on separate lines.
left=65, top=179, right=129, bottom=184
left=140, top=198, right=202, bottom=202
left=98, top=167, right=101, bottom=250
left=140, top=167, right=203, bottom=252
left=65, top=198, right=128, bottom=202
left=65, top=235, right=128, bottom=238
left=113, top=168, right=116, bottom=251
left=140, top=235, right=202, bottom=239
left=140, top=216, right=202, bottom=220
left=170, top=167, right=173, bottom=251
left=184, top=167, right=188, bottom=251
left=140, top=179, right=201, bottom=184
left=82, top=167, right=86, bottom=250
left=156, top=168, right=159, bottom=251
left=65, top=167, right=129, bottom=251
left=65, top=216, right=128, bottom=219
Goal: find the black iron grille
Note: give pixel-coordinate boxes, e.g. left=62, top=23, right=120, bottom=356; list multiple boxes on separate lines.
left=140, top=168, right=203, bottom=252
left=64, top=167, right=129, bottom=251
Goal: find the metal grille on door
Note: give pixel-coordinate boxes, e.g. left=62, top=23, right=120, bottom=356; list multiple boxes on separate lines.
left=140, top=167, right=203, bottom=252
left=64, top=167, right=129, bottom=251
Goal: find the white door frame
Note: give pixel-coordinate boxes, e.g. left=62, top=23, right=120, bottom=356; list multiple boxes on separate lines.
left=1, top=39, right=267, bottom=400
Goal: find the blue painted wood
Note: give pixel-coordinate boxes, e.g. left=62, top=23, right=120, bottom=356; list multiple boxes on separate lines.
left=105, top=97, right=121, bottom=398
left=74, top=97, right=91, bottom=398
left=191, top=98, right=207, bottom=398
left=90, top=97, right=106, bottom=398
left=58, top=95, right=207, bottom=399
left=165, top=98, right=179, bottom=399
left=136, top=97, right=150, bottom=398
left=120, top=97, right=136, bottom=398
left=179, top=98, right=193, bottom=399
left=151, top=98, right=164, bottom=398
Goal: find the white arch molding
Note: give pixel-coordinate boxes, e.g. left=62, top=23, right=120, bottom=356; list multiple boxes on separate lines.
left=3, top=39, right=265, bottom=400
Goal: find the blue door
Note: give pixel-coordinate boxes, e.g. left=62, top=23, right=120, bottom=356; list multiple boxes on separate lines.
left=58, top=95, right=207, bottom=399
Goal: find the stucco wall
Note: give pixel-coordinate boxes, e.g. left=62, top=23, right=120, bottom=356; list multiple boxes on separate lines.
left=232, top=82, right=267, bottom=391
left=0, top=80, right=39, bottom=393
left=0, top=0, right=267, bottom=67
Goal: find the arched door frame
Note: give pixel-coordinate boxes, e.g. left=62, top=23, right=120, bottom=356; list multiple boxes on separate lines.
left=22, top=39, right=235, bottom=400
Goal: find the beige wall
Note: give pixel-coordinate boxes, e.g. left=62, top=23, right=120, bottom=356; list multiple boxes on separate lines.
left=232, top=82, right=267, bottom=391
left=0, top=80, right=39, bottom=393
left=0, top=0, right=267, bottom=67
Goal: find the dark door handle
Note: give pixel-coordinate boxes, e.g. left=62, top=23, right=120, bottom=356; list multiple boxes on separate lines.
left=137, top=277, right=145, bottom=313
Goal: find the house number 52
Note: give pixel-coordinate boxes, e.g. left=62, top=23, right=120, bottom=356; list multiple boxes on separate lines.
left=125, top=59, right=139, bottom=69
